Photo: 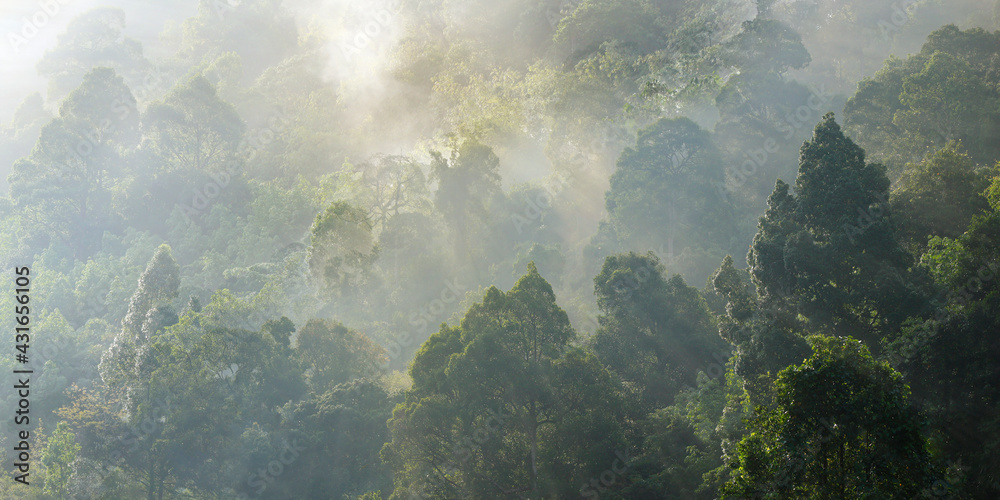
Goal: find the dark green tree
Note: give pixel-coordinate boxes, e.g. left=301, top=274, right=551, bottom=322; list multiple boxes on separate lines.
left=888, top=185, right=1000, bottom=497
left=890, top=142, right=995, bottom=252
left=721, top=18, right=811, bottom=76
left=591, top=252, right=728, bottom=413
left=431, top=139, right=502, bottom=268
left=384, top=263, right=630, bottom=499
left=268, top=379, right=398, bottom=499
left=747, top=113, right=928, bottom=349
left=723, top=336, right=934, bottom=499
left=294, top=319, right=386, bottom=395
left=307, top=201, right=378, bottom=311
left=712, top=254, right=810, bottom=405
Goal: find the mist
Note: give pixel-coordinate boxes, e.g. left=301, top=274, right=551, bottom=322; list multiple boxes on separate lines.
left=2, top=0, right=1000, bottom=498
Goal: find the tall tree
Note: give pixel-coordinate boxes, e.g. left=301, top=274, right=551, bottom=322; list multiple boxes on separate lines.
left=747, top=113, right=928, bottom=349
left=36, top=8, right=151, bottom=103
left=99, top=243, right=180, bottom=416
left=589, top=117, right=737, bottom=283
left=712, top=254, right=810, bottom=404
left=307, top=201, right=377, bottom=311
left=891, top=142, right=996, bottom=252
left=8, top=68, right=138, bottom=258
left=178, top=0, right=299, bottom=80
left=432, top=139, right=502, bottom=268
left=294, top=319, right=386, bottom=395
left=271, top=379, right=398, bottom=499
left=41, top=422, right=81, bottom=499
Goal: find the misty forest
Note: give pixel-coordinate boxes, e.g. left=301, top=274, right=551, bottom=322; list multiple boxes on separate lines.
left=1, top=0, right=1000, bottom=498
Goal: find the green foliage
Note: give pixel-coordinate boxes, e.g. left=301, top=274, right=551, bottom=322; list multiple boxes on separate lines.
left=986, top=171, right=1000, bottom=211
left=308, top=201, right=377, bottom=305
left=617, top=367, right=744, bottom=500
left=385, top=264, right=630, bottom=499
left=554, top=0, right=668, bottom=61
left=179, top=0, right=298, bottom=79
left=592, top=252, right=728, bottom=412
left=892, top=143, right=995, bottom=252
left=262, top=316, right=294, bottom=347
left=711, top=254, right=810, bottom=405
left=7, top=67, right=138, bottom=258
left=747, top=113, right=927, bottom=347
left=295, top=319, right=386, bottom=394
left=723, top=336, right=934, bottom=499
left=99, top=243, right=180, bottom=416
left=431, top=139, right=503, bottom=270
left=355, top=154, right=432, bottom=230
left=142, top=75, right=245, bottom=173
left=590, top=117, right=736, bottom=284
left=35, top=7, right=151, bottom=102
left=272, top=379, right=398, bottom=499
left=722, top=19, right=811, bottom=75
left=889, top=198, right=1000, bottom=497
left=844, top=25, right=1000, bottom=176
left=5, top=2, right=999, bottom=498
left=41, top=421, right=81, bottom=498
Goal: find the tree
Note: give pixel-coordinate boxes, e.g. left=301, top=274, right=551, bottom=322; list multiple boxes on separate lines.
left=36, top=8, right=150, bottom=103
left=712, top=36, right=820, bottom=217
left=591, top=252, right=728, bottom=413
left=844, top=25, right=1000, bottom=176
left=177, top=0, right=299, bottom=80
left=721, top=18, right=811, bottom=76
left=895, top=52, right=993, bottom=147
left=97, top=243, right=180, bottom=424
left=552, top=0, right=667, bottom=62
left=384, top=263, right=630, bottom=498
left=891, top=142, right=995, bottom=252
left=270, top=379, right=398, bottom=499
left=7, top=67, right=138, bottom=258
left=618, top=370, right=741, bottom=499
left=722, top=336, right=934, bottom=499
left=262, top=316, right=295, bottom=347
left=0, top=93, right=51, bottom=193
left=747, top=113, right=928, bottom=349
left=432, top=139, right=502, bottom=268
left=712, top=254, right=810, bottom=405
left=888, top=186, right=1000, bottom=497
left=307, top=201, right=378, bottom=307
left=41, top=422, right=81, bottom=498
left=356, top=154, right=431, bottom=231
left=238, top=48, right=344, bottom=179
left=294, top=319, right=386, bottom=395
left=589, top=117, right=737, bottom=283
left=91, top=312, right=307, bottom=498
left=141, top=75, right=245, bottom=174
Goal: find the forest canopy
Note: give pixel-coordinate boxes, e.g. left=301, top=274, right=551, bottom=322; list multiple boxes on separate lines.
left=1, top=0, right=999, bottom=498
